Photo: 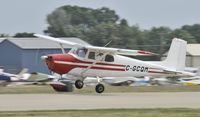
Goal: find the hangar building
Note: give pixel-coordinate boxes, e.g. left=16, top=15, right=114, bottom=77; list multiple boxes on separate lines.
left=186, top=44, right=200, bottom=67
left=0, top=37, right=89, bottom=73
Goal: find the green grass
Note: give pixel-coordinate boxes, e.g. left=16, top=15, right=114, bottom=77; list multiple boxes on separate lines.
left=1, top=108, right=200, bottom=117
left=1, top=85, right=200, bottom=94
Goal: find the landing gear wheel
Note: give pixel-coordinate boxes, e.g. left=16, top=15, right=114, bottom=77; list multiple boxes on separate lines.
left=75, top=80, right=84, bottom=89
left=95, top=84, right=105, bottom=93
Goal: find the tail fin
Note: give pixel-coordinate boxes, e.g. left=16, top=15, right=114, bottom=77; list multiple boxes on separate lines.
left=17, top=68, right=28, bottom=76
left=161, top=38, right=187, bottom=71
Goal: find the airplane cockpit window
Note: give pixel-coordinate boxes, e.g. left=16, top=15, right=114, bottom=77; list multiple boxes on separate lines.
left=88, top=52, right=114, bottom=62
left=105, top=54, right=114, bottom=62
left=76, top=48, right=88, bottom=58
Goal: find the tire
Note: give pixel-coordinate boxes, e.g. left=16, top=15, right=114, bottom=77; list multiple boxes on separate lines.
left=95, top=84, right=105, bottom=93
left=75, top=80, right=84, bottom=89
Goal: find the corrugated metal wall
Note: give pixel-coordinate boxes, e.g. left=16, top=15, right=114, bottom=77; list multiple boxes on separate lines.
left=0, top=40, right=22, bottom=73
left=0, top=40, right=70, bottom=74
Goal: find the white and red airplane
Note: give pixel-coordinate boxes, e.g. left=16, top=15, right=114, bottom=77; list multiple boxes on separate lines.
left=34, top=34, right=192, bottom=93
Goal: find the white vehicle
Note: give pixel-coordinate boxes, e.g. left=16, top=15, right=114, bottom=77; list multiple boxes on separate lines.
left=34, top=34, right=192, bottom=93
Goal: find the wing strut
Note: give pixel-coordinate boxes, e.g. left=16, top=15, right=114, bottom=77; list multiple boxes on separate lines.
left=81, top=53, right=107, bottom=76
left=59, top=43, right=66, bottom=54
left=104, top=40, right=112, bottom=47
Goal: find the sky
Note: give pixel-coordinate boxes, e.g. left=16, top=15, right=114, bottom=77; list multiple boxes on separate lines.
left=0, top=0, right=200, bottom=35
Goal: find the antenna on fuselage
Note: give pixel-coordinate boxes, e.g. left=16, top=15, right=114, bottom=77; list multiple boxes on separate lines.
left=104, top=40, right=112, bottom=47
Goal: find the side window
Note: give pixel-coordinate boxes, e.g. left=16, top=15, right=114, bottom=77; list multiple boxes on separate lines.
left=88, top=52, right=95, bottom=60
left=105, top=54, right=114, bottom=62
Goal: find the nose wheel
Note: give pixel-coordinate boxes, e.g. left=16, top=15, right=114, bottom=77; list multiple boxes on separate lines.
left=75, top=80, right=84, bottom=89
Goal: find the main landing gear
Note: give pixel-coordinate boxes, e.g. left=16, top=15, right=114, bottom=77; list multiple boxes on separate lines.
left=74, top=78, right=105, bottom=93
left=95, top=76, right=105, bottom=93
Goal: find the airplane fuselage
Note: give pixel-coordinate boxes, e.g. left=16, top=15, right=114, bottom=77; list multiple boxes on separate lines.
left=45, top=53, right=173, bottom=78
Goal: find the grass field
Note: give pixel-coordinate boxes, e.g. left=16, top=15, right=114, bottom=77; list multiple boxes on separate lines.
left=1, top=85, right=200, bottom=94
left=1, top=108, right=200, bottom=117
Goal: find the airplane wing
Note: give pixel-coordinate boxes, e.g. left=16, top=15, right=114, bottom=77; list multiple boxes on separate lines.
left=86, top=46, right=157, bottom=56
left=6, top=81, right=36, bottom=86
left=34, top=34, right=78, bottom=46
left=34, top=34, right=157, bottom=56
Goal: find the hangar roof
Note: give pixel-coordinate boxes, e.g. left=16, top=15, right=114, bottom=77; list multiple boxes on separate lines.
left=0, top=38, right=6, bottom=43
left=0, top=37, right=90, bottom=49
left=187, top=44, right=200, bottom=56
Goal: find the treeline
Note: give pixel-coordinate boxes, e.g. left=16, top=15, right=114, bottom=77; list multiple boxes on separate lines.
left=44, top=5, right=200, bottom=54
left=2, top=5, right=200, bottom=57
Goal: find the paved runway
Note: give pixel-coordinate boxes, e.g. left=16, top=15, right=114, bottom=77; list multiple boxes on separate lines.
left=1, top=92, right=200, bottom=111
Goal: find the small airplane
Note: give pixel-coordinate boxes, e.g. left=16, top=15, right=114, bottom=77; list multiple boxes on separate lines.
left=0, top=68, right=32, bottom=86
left=34, top=34, right=192, bottom=93
left=179, top=78, right=200, bottom=86
left=0, top=69, right=53, bottom=86
left=178, top=67, right=200, bottom=86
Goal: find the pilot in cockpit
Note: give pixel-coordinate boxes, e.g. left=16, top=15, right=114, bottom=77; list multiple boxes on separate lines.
left=76, top=48, right=88, bottom=58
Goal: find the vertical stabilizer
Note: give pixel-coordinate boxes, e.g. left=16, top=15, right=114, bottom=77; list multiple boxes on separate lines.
left=17, top=68, right=28, bottom=76
left=161, top=38, right=187, bottom=71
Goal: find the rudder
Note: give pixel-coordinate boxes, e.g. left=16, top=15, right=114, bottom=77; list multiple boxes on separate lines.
left=161, top=38, right=187, bottom=71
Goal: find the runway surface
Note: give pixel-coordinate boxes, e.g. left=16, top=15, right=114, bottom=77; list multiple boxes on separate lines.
left=1, top=92, right=200, bottom=111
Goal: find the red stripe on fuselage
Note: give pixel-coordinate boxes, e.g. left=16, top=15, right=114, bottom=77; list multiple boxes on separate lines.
left=46, top=53, right=125, bottom=74
left=77, top=65, right=125, bottom=71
